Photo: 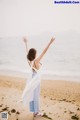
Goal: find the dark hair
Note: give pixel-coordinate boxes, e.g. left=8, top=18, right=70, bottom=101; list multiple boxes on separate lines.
left=27, top=48, right=37, bottom=61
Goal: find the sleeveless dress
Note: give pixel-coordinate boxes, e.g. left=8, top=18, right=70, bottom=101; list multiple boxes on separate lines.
left=21, top=61, right=42, bottom=113
left=29, top=69, right=40, bottom=113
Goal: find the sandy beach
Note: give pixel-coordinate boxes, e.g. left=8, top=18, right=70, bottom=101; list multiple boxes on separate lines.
left=0, top=75, right=80, bottom=120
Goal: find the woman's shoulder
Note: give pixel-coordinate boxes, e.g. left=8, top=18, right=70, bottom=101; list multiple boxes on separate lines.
left=33, top=60, right=42, bottom=70
left=34, top=59, right=42, bottom=65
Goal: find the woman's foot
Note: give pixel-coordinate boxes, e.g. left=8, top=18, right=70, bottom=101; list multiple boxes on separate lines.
left=37, top=112, right=44, bottom=116
left=33, top=112, right=38, bottom=117
left=34, top=112, right=43, bottom=117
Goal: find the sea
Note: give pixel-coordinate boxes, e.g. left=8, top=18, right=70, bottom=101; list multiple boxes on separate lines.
left=0, top=31, right=80, bottom=82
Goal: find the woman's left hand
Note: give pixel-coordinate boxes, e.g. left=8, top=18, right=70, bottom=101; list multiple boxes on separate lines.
left=23, top=37, right=27, bottom=43
left=50, top=37, right=55, bottom=44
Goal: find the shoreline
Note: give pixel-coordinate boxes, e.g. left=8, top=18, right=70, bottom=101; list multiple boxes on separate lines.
left=0, top=69, right=80, bottom=83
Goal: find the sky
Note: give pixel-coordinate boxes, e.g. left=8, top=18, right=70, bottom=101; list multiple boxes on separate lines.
left=0, top=0, right=80, bottom=81
left=0, top=0, right=80, bottom=37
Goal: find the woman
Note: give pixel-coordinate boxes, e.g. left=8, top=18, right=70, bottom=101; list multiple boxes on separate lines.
left=22, top=37, right=55, bottom=117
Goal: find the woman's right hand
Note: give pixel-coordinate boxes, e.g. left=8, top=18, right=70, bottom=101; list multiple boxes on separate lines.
left=50, top=37, right=55, bottom=44
left=23, top=37, right=27, bottom=43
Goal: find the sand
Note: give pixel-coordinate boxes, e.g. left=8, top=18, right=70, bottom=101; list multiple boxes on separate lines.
left=0, top=75, right=80, bottom=120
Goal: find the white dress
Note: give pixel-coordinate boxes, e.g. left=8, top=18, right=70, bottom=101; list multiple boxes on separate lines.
left=21, top=61, right=42, bottom=113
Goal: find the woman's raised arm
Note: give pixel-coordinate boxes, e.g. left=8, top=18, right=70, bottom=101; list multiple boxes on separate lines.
left=23, top=37, right=28, bottom=54
left=36, top=37, right=55, bottom=62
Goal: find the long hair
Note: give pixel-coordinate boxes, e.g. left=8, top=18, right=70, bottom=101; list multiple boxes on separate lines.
left=27, top=48, right=37, bottom=61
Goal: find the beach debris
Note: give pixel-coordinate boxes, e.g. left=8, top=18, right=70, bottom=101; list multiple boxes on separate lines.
left=64, top=111, right=67, bottom=113
left=77, top=108, right=80, bottom=111
left=72, top=100, right=75, bottom=102
left=71, top=114, right=79, bottom=120
left=59, top=99, right=66, bottom=101
left=8, top=111, right=11, bottom=115
left=11, top=109, right=16, bottom=113
left=44, top=96, right=46, bottom=98
left=50, top=98, right=53, bottom=100
left=43, top=112, right=52, bottom=120
left=0, top=107, right=9, bottom=113
left=16, top=111, right=20, bottom=114
left=69, top=111, right=74, bottom=114
left=62, top=99, right=66, bottom=101
left=2, top=107, right=9, bottom=111
left=68, top=100, right=72, bottom=102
